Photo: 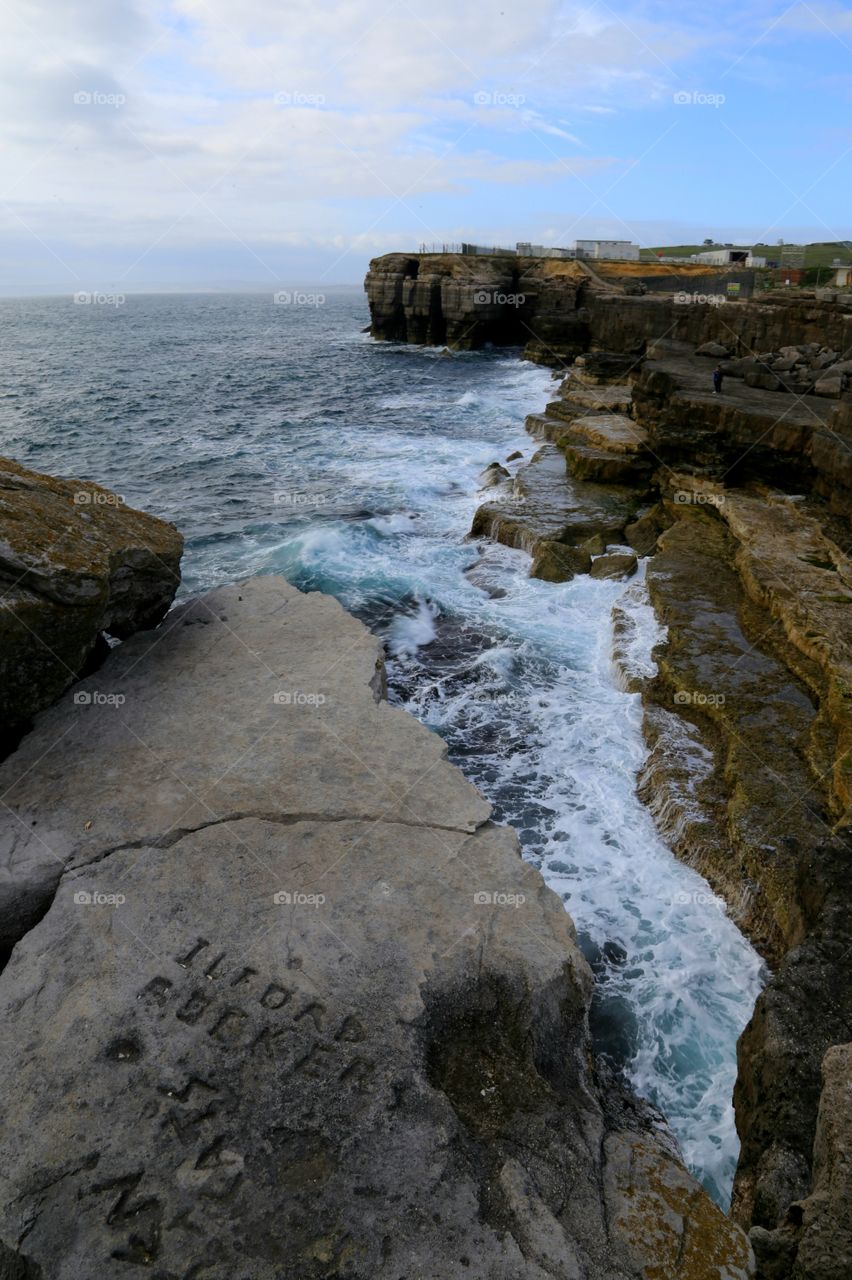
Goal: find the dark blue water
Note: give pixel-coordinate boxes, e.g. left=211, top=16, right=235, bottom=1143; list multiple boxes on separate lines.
left=0, top=291, right=764, bottom=1205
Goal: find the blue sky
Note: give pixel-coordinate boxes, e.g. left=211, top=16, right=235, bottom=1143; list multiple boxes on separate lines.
left=1, top=0, right=850, bottom=292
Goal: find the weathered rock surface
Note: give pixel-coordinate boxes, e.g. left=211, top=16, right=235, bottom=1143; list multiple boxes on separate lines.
left=471, top=372, right=647, bottom=581
left=745, top=1042, right=852, bottom=1279
left=364, top=253, right=590, bottom=357
left=471, top=444, right=641, bottom=583
left=0, top=575, right=752, bottom=1280
left=589, top=551, right=638, bottom=580
left=630, top=346, right=846, bottom=509
left=0, top=457, right=182, bottom=743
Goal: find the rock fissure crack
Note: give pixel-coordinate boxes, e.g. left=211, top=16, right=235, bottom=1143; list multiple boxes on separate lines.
left=68, top=807, right=491, bottom=874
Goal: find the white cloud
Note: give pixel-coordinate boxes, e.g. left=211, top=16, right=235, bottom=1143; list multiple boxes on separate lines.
left=1, top=0, right=834, bottom=286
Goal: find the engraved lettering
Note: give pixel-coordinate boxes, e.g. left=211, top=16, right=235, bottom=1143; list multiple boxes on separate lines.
left=162, top=1103, right=218, bottom=1145
left=293, top=1000, right=325, bottom=1031
left=229, top=966, right=257, bottom=988
left=159, top=1077, right=218, bottom=1105
left=249, top=1024, right=290, bottom=1059
left=139, top=976, right=173, bottom=1007
left=203, top=953, right=227, bottom=980
left=339, top=1056, right=373, bottom=1086
left=294, top=1042, right=335, bottom=1077
left=334, top=1015, right=366, bottom=1043
left=177, top=938, right=210, bottom=968
left=176, top=990, right=213, bottom=1025
left=208, top=1007, right=249, bottom=1043
left=259, top=982, right=290, bottom=1010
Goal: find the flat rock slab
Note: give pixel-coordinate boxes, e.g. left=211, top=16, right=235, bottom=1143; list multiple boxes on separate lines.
left=559, top=384, right=633, bottom=413
left=0, top=812, right=597, bottom=1280
left=0, top=577, right=488, bottom=952
left=525, top=412, right=573, bottom=443
left=0, top=576, right=755, bottom=1279
left=568, top=415, right=648, bottom=456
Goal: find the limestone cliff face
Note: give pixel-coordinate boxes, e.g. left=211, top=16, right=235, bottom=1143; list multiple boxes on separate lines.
left=587, top=292, right=852, bottom=358
left=365, top=252, right=590, bottom=358
left=0, top=575, right=752, bottom=1280
left=365, top=252, right=852, bottom=366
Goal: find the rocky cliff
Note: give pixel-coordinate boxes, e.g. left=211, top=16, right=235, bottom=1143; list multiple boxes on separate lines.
left=0, top=574, right=752, bottom=1280
left=0, top=457, right=183, bottom=751
left=365, top=252, right=852, bottom=367
left=441, top=290, right=851, bottom=1276
left=365, top=252, right=591, bottom=362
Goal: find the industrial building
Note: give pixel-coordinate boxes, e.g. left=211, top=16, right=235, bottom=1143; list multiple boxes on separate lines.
left=692, top=248, right=767, bottom=268
left=516, top=242, right=575, bottom=259
left=573, top=239, right=640, bottom=261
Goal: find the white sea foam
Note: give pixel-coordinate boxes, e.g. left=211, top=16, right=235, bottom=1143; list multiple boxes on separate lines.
left=611, top=567, right=668, bottom=690
left=366, top=511, right=421, bottom=536
left=387, top=597, right=438, bottom=654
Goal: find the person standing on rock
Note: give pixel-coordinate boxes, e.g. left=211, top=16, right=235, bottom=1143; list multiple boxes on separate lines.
left=713, top=364, right=724, bottom=395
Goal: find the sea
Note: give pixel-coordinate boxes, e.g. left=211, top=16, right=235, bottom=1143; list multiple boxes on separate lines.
left=0, top=288, right=765, bottom=1207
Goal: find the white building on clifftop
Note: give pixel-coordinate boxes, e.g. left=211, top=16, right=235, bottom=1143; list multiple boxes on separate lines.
left=574, top=239, right=640, bottom=261
left=691, top=248, right=767, bottom=267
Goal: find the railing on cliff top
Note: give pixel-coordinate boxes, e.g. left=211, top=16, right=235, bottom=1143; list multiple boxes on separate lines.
left=418, top=242, right=517, bottom=256
left=417, top=242, right=581, bottom=259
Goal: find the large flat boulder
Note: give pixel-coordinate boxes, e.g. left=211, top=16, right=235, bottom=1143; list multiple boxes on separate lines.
left=0, top=576, right=483, bottom=955
left=0, top=457, right=182, bottom=738
left=0, top=575, right=752, bottom=1279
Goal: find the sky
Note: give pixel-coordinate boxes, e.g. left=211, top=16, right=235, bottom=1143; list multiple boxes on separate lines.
left=1, top=0, right=851, bottom=293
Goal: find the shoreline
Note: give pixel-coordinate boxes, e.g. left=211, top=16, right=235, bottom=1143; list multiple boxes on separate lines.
left=365, top=251, right=852, bottom=1276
